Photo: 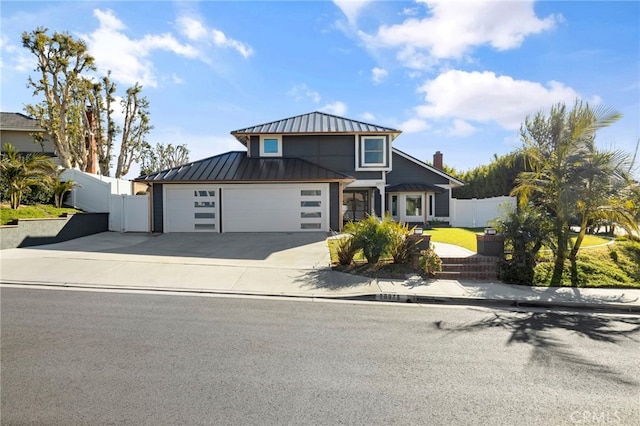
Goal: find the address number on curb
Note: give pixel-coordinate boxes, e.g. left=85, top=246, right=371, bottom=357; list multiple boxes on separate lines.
left=376, top=293, right=412, bottom=302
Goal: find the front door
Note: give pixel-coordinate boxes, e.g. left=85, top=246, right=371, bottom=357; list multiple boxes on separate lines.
left=343, top=190, right=370, bottom=222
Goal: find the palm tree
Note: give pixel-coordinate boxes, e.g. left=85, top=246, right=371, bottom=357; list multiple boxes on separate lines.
left=568, top=148, right=639, bottom=282
left=52, top=169, right=80, bottom=208
left=512, top=100, right=629, bottom=286
left=1, top=143, right=56, bottom=209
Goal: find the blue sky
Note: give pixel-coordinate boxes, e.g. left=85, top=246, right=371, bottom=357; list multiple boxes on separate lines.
left=1, top=1, right=639, bottom=179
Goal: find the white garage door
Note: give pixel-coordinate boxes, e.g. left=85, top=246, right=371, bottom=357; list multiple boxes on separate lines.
left=164, top=185, right=219, bottom=232
left=222, top=184, right=328, bottom=232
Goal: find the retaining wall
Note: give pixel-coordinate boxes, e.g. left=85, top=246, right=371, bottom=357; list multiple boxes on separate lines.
left=0, top=213, right=108, bottom=249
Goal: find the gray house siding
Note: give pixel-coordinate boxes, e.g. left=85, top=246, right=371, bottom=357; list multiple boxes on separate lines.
left=248, top=136, right=259, bottom=157
left=248, top=134, right=386, bottom=180
left=387, top=152, right=453, bottom=218
left=329, top=182, right=341, bottom=231
left=386, top=152, right=449, bottom=186
left=374, top=189, right=382, bottom=217
left=285, top=135, right=389, bottom=180
left=435, top=190, right=450, bottom=217
left=152, top=184, right=163, bottom=233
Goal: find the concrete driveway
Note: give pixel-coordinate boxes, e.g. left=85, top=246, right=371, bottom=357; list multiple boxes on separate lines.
left=0, top=231, right=372, bottom=295
left=3, top=231, right=331, bottom=267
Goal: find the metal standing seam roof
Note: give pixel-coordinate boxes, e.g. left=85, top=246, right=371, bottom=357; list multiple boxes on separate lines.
left=0, top=112, right=44, bottom=131
left=386, top=183, right=445, bottom=193
left=230, top=111, right=401, bottom=144
left=135, top=151, right=354, bottom=183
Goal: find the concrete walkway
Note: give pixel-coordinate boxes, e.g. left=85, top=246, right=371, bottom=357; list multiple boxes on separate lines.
left=1, top=232, right=638, bottom=313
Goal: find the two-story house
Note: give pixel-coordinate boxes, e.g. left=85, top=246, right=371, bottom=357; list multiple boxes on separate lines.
left=135, top=111, right=463, bottom=233
left=0, top=112, right=58, bottom=162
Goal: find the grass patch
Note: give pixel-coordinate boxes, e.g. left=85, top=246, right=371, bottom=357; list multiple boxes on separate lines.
left=1, top=203, right=83, bottom=225
left=426, top=227, right=484, bottom=252
left=330, top=227, right=613, bottom=261
left=533, top=239, right=640, bottom=288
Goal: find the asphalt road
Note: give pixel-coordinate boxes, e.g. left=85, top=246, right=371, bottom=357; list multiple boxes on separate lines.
left=2, top=287, right=639, bottom=426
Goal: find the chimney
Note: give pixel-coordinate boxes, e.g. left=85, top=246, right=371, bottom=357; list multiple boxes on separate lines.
left=433, top=151, right=443, bottom=170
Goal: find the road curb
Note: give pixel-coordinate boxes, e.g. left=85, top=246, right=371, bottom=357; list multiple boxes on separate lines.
left=2, top=280, right=639, bottom=314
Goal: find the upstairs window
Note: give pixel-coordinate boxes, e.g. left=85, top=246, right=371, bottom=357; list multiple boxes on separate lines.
left=357, top=136, right=388, bottom=169
left=260, top=136, right=282, bottom=157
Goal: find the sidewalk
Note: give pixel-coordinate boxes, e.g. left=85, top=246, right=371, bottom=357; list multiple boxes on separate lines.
left=1, top=233, right=638, bottom=313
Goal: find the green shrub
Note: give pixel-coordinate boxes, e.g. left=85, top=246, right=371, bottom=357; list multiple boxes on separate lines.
left=490, top=204, right=552, bottom=285
left=384, top=216, right=420, bottom=264
left=22, top=184, right=54, bottom=205
left=344, top=215, right=393, bottom=265
left=419, top=245, right=442, bottom=277
left=334, top=235, right=359, bottom=266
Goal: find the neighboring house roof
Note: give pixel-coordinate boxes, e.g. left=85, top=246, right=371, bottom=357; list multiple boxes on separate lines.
left=135, top=151, right=354, bottom=183
left=231, top=111, right=402, bottom=144
left=0, top=112, right=44, bottom=132
left=386, top=183, right=445, bottom=193
left=392, top=148, right=465, bottom=187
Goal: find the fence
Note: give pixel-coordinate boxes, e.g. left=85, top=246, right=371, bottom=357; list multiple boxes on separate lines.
left=450, top=196, right=516, bottom=228
left=61, top=169, right=149, bottom=232
left=109, top=194, right=150, bottom=232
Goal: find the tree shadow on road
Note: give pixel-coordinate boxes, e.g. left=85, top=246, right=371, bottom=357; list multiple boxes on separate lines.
left=294, top=268, right=376, bottom=291
left=433, top=311, right=640, bottom=387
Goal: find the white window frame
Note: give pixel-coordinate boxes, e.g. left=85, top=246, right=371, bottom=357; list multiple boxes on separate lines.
left=402, top=193, right=424, bottom=222
left=355, top=135, right=390, bottom=171
left=361, top=136, right=386, bottom=166
left=260, top=135, right=282, bottom=157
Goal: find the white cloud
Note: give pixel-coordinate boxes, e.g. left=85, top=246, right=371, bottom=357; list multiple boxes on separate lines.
left=177, top=16, right=208, bottom=41
left=361, top=0, right=559, bottom=68
left=321, top=101, right=348, bottom=116
left=415, top=70, right=582, bottom=130
left=177, top=15, right=253, bottom=58
left=447, top=119, right=476, bottom=137
left=0, top=35, right=34, bottom=73
left=360, top=112, right=376, bottom=121
left=84, top=9, right=198, bottom=87
left=371, top=67, right=388, bottom=84
left=333, top=0, right=373, bottom=26
left=287, top=83, right=321, bottom=103
left=398, top=117, right=431, bottom=133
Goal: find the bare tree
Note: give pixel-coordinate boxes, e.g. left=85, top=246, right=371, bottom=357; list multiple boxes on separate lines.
left=139, top=142, right=190, bottom=175
left=114, top=84, right=152, bottom=178
left=22, top=27, right=96, bottom=170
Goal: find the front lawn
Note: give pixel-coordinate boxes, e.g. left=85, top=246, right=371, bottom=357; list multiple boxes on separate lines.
left=1, top=203, right=83, bottom=225
left=426, top=227, right=612, bottom=253
left=426, top=227, right=484, bottom=252
left=328, top=225, right=632, bottom=287
left=534, top=239, right=640, bottom=288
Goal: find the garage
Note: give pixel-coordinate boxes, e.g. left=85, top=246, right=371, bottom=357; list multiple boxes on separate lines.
left=222, top=184, right=328, bottom=232
left=164, top=185, right=219, bottom=232
left=163, top=183, right=328, bottom=233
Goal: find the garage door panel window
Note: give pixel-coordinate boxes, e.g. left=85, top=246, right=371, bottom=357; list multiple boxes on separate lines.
left=301, top=190, right=322, bottom=196
left=195, top=212, right=215, bottom=219
left=195, top=201, right=215, bottom=208
left=195, top=190, right=216, bottom=197
left=194, top=223, right=216, bottom=230
left=301, top=212, right=322, bottom=218
left=301, top=201, right=321, bottom=207
left=301, top=223, right=322, bottom=230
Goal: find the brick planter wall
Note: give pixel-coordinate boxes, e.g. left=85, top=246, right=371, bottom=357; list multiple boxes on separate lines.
left=476, top=234, right=505, bottom=257
left=408, top=234, right=432, bottom=269
left=0, top=213, right=108, bottom=249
